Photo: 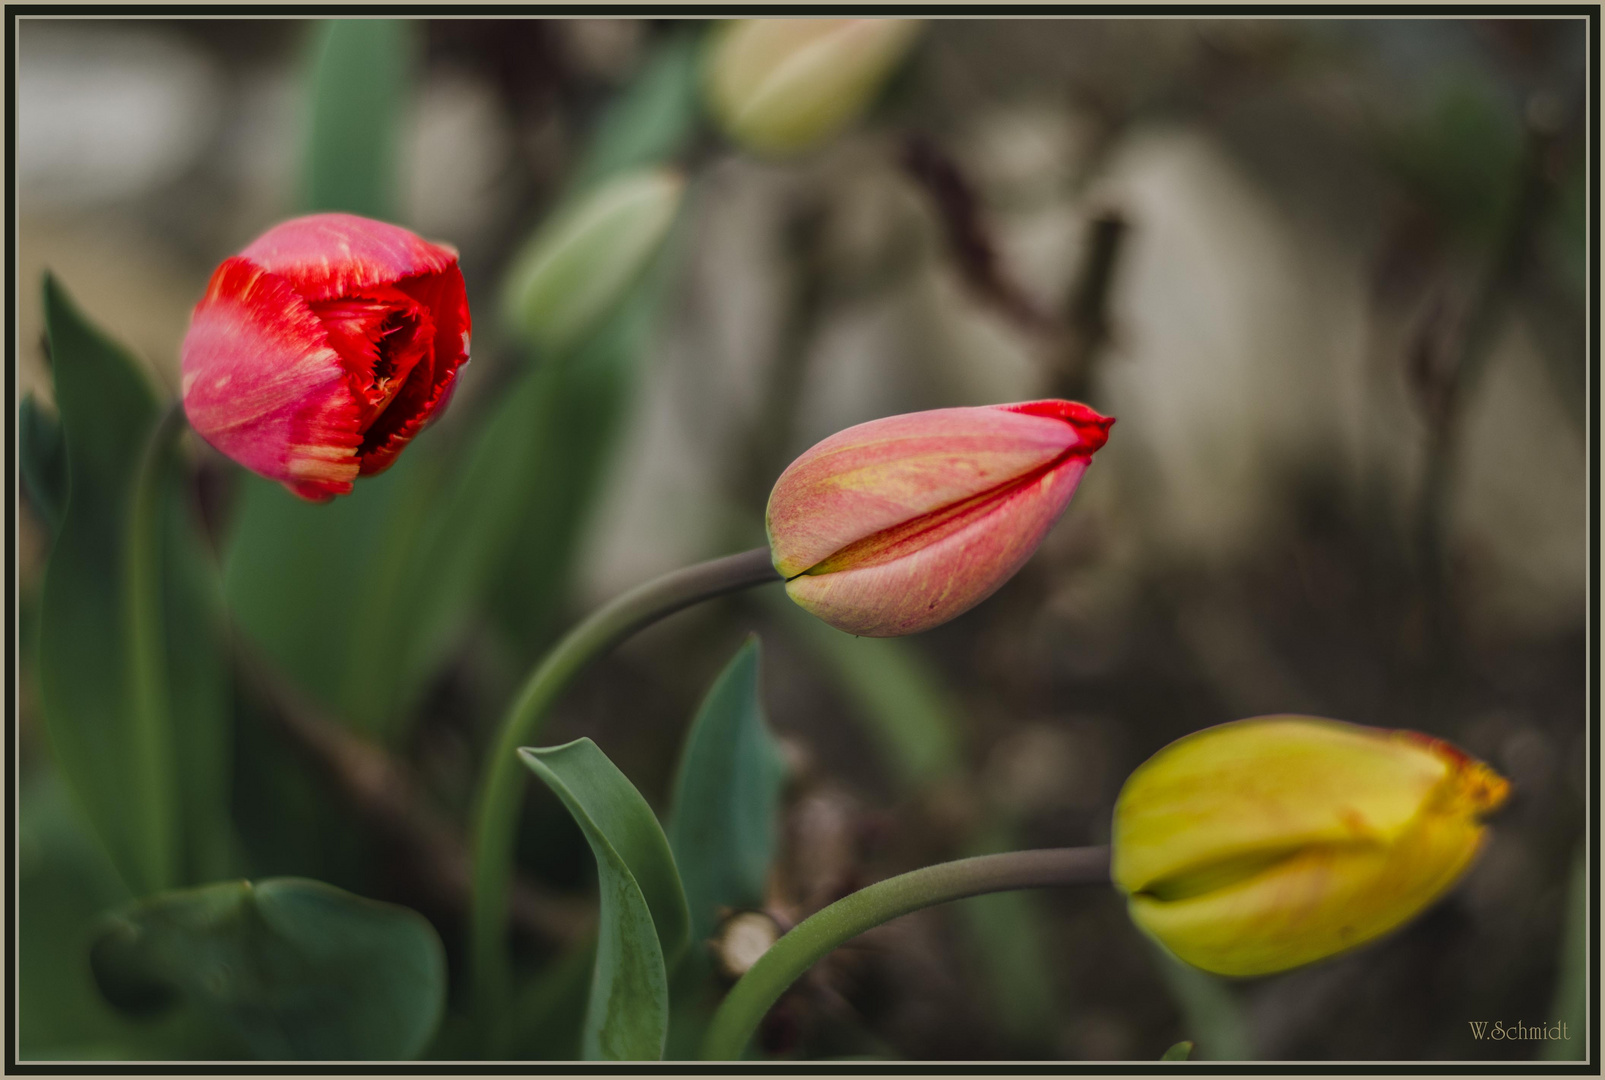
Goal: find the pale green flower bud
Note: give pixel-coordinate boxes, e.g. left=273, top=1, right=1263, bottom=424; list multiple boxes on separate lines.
left=704, top=19, right=922, bottom=158
left=501, top=168, right=684, bottom=354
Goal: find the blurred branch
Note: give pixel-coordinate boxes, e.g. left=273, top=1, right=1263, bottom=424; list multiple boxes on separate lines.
left=1411, top=111, right=1572, bottom=628
left=899, top=132, right=1127, bottom=403
left=234, top=642, right=593, bottom=950
left=1051, top=211, right=1128, bottom=401
left=899, top=133, right=1056, bottom=336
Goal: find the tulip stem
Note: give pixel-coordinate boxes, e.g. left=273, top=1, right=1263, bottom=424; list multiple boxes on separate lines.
left=125, top=402, right=187, bottom=895
left=468, top=546, right=782, bottom=1039
left=699, top=845, right=1112, bottom=1061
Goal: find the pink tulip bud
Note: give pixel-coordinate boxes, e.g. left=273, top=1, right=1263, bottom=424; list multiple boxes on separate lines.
left=767, top=400, right=1113, bottom=636
left=181, top=213, right=471, bottom=501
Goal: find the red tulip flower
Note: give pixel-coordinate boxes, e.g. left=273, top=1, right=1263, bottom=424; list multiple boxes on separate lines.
left=181, top=213, right=471, bottom=501
left=767, top=400, right=1113, bottom=636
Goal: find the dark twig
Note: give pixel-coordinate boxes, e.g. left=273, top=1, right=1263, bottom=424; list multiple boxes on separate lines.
left=1052, top=211, right=1128, bottom=401
left=899, top=132, right=1128, bottom=403
left=234, top=642, right=594, bottom=949
left=900, top=133, right=1057, bottom=336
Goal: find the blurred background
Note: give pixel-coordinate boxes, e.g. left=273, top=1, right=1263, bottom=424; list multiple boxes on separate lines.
left=16, top=16, right=1590, bottom=1062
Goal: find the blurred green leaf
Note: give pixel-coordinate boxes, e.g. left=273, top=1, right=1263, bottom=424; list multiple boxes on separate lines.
left=37, top=275, right=231, bottom=895
left=1151, top=945, right=1254, bottom=1061
left=1542, top=847, right=1586, bottom=1061
left=503, top=937, right=598, bottom=1060
left=519, top=739, right=689, bottom=1060
left=667, top=637, right=786, bottom=945
left=662, top=638, right=786, bottom=1060
left=18, top=771, right=239, bottom=1061
left=569, top=34, right=703, bottom=193
left=1162, top=1040, right=1195, bottom=1061
left=768, top=593, right=962, bottom=790
left=20, top=393, right=67, bottom=535
left=304, top=19, right=413, bottom=219
left=90, top=878, right=446, bottom=1060
left=223, top=448, right=442, bottom=739
left=1384, top=75, right=1524, bottom=243
left=955, top=823, right=1057, bottom=1049
left=480, top=277, right=663, bottom=653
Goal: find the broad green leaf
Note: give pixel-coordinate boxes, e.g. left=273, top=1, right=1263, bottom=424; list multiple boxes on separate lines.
left=1151, top=945, right=1254, bottom=1061
left=223, top=448, right=438, bottom=738
left=519, top=740, right=690, bottom=1060
left=481, top=275, right=664, bottom=653
left=90, top=878, right=446, bottom=1060
left=20, top=393, right=67, bottom=535
left=667, top=637, right=785, bottom=945
left=37, top=275, right=231, bottom=895
left=1542, top=847, right=1587, bottom=1061
left=1162, top=1040, right=1195, bottom=1061
left=568, top=34, right=703, bottom=192
left=18, top=771, right=240, bottom=1061
left=769, top=593, right=962, bottom=788
left=303, top=19, right=413, bottom=219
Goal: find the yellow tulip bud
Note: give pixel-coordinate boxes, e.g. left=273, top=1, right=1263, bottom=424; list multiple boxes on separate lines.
left=501, top=168, right=684, bottom=354
left=1111, top=716, right=1509, bottom=977
left=704, top=19, right=922, bottom=158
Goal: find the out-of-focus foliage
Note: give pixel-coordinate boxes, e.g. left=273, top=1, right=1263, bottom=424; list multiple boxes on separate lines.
left=37, top=277, right=230, bottom=897
left=304, top=19, right=414, bottom=218
left=90, top=878, right=446, bottom=1059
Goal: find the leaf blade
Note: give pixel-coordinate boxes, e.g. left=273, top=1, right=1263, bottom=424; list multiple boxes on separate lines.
left=519, top=739, right=690, bottom=1060
left=89, top=877, right=446, bottom=1060
left=666, top=637, right=785, bottom=945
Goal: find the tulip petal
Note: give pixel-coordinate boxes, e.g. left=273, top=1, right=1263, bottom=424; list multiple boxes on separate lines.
left=1114, top=718, right=1471, bottom=896
left=182, top=257, right=361, bottom=501
left=1129, top=813, right=1486, bottom=977
left=357, top=265, right=471, bottom=475
left=1112, top=717, right=1510, bottom=977
left=785, top=450, right=1093, bottom=637
left=768, top=402, right=1110, bottom=579
left=239, top=213, right=460, bottom=303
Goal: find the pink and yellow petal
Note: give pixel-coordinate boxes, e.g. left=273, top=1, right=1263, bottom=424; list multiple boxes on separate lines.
left=768, top=405, right=1092, bottom=578
left=785, top=452, right=1092, bottom=636
left=181, top=257, right=361, bottom=501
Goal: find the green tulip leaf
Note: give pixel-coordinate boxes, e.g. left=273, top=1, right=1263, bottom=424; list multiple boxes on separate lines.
left=519, top=739, right=690, bottom=1060
left=20, top=392, right=67, bottom=536
left=37, top=275, right=231, bottom=896
left=1151, top=945, right=1254, bottom=1061
left=569, top=33, right=702, bottom=193
left=1162, top=1040, right=1195, bottom=1061
left=1542, top=847, right=1587, bottom=1061
left=667, top=637, right=786, bottom=945
left=89, top=878, right=446, bottom=1060
left=304, top=19, right=414, bottom=219
left=19, top=772, right=242, bottom=1061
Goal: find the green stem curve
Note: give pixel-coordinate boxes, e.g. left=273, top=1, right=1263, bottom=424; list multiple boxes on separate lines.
left=468, top=546, right=781, bottom=1036
left=700, top=845, right=1112, bottom=1060
left=124, top=402, right=187, bottom=895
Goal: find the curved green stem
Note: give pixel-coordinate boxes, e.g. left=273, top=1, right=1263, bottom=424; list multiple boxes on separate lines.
left=700, top=845, right=1111, bottom=1060
left=468, top=546, right=781, bottom=1036
left=124, top=402, right=187, bottom=895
